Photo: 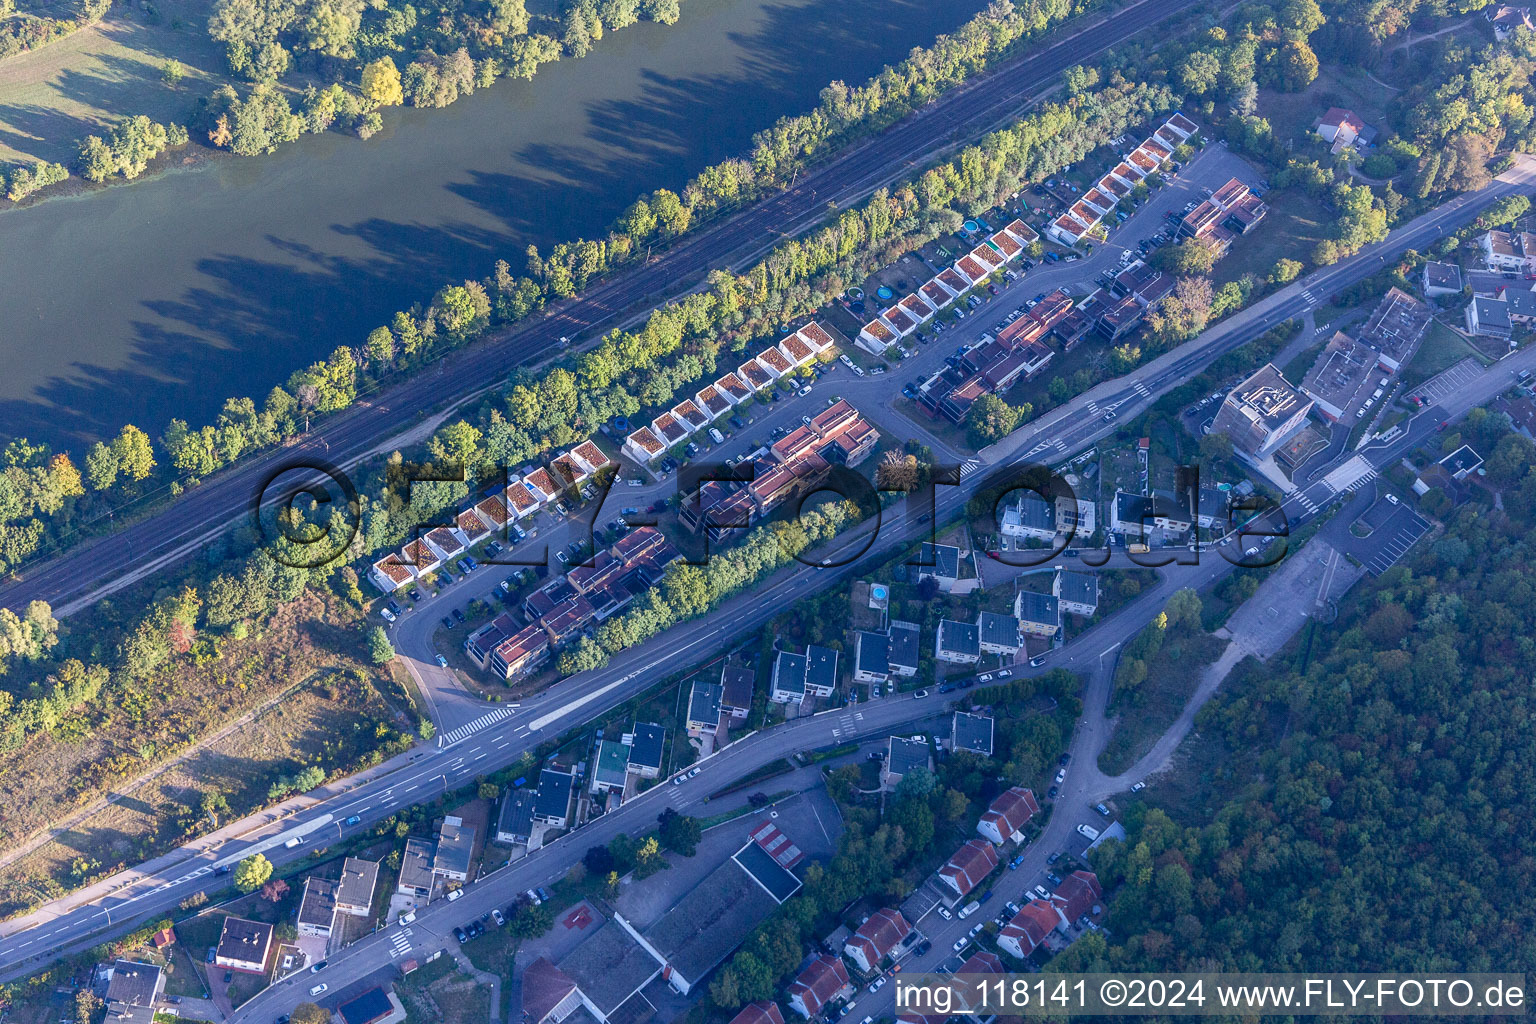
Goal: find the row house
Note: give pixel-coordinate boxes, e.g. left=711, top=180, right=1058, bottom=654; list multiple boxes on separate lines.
left=977, top=787, right=1040, bottom=844
left=843, top=908, right=912, bottom=973
left=1048, top=114, right=1199, bottom=246
left=681, top=400, right=879, bottom=536
left=623, top=322, right=835, bottom=462
left=937, top=839, right=1000, bottom=900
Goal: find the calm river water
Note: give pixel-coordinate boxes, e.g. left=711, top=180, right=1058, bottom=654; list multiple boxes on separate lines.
left=0, top=0, right=984, bottom=450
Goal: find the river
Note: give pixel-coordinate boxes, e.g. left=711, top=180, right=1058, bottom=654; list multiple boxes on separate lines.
left=0, top=0, right=986, bottom=451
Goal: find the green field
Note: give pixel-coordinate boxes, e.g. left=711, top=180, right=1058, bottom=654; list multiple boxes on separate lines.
left=0, top=0, right=231, bottom=166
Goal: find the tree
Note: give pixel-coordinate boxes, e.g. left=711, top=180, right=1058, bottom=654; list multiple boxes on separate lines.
left=509, top=901, right=553, bottom=937
left=366, top=626, right=394, bottom=664
left=360, top=57, right=403, bottom=107
left=233, top=853, right=273, bottom=892
left=584, top=844, right=616, bottom=875
left=1268, top=258, right=1304, bottom=285
left=85, top=441, right=120, bottom=491
left=291, top=1004, right=329, bottom=1024
left=1155, top=238, right=1217, bottom=275
left=161, top=59, right=186, bottom=85
left=114, top=425, right=156, bottom=480
left=260, top=878, right=290, bottom=902
left=657, top=809, right=701, bottom=856
left=966, top=393, right=1022, bottom=446
left=1178, top=51, right=1221, bottom=95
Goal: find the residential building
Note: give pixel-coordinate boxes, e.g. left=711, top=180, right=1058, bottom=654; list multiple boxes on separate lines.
left=397, top=838, right=436, bottom=898
left=937, top=839, right=1000, bottom=900
left=625, top=723, right=666, bottom=778
left=951, top=711, right=994, bottom=757
left=1421, top=261, right=1464, bottom=298
left=887, top=621, right=921, bottom=677
left=1050, top=870, right=1104, bottom=927
left=998, top=900, right=1061, bottom=959
left=884, top=736, right=930, bottom=788
left=729, top=1002, right=786, bottom=1024
left=1315, top=107, right=1374, bottom=152
left=215, top=918, right=274, bottom=975
left=297, top=877, right=338, bottom=939
left=1467, top=294, right=1514, bottom=338
left=686, top=679, right=724, bottom=733
left=769, top=651, right=808, bottom=704
left=719, top=665, right=754, bottom=719
left=1489, top=3, right=1535, bottom=38
left=804, top=645, right=838, bottom=697
left=433, top=817, right=475, bottom=885
left=1210, top=363, right=1314, bottom=459
left=915, top=542, right=961, bottom=591
left=496, top=789, right=536, bottom=845
left=1000, top=492, right=1056, bottom=541
left=335, top=858, right=379, bottom=918
left=1439, top=444, right=1484, bottom=480
left=534, top=769, right=575, bottom=828
left=1481, top=228, right=1536, bottom=272
left=976, top=610, right=1022, bottom=655
left=844, top=908, right=912, bottom=973
left=104, top=961, right=164, bottom=1024
left=1053, top=569, right=1100, bottom=616
left=1109, top=490, right=1193, bottom=537
left=591, top=740, right=631, bottom=795
left=935, top=619, right=980, bottom=664
left=337, top=988, right=399, bottom=1024
left=787, top=955, right=850, bottom=1018
left=977, top=787, right=1040, bottom=844
left=852, top=630, right=890, bottom=684
left=521, top=958, right=583, bottom=1024
left=1014, top=591, right=1060, bottom=638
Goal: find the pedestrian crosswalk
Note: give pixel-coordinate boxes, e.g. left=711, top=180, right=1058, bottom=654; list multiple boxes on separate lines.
left=959, top=459, right=981, bottom=479
left=1341, top=468, right=1377, bottom=493
left=1292, top=489, right=1321, bottom=515
left=831, top=711, right=866, bottom=740
left=437, top=705, right=519, bottom=747
left=1130, top=380, right=1151, bottom=399
left=389, top=928, right=413, bottom=959
left=1300, top=287, right=1321, bottom=306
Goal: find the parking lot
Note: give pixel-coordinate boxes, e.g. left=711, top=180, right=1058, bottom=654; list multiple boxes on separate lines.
left=1354, top=501, right=1432, bottom=576
left=1409, top=357, right=1483, bottom=409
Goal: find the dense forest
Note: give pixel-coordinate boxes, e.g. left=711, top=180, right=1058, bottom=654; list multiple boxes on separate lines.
left=1059, top=408, right=1536, bottom=976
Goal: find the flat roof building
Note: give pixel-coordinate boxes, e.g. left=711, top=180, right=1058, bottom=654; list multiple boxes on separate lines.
left=1210, top=363, right=1314, bottom=458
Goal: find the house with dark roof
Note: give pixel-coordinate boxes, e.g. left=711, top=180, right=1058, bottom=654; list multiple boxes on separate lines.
left=883, top=736, right=930, bottom=789
left=719, top=664, right=755, bottom=719
left=433, top=817, right=475, bottom=883
left=496, top=789, right=537, bottom=845
left=1053, top=569, right=1100, bottom=616
left=787, top=955, right=851, bottom=1018
left=950, top=712, right=994, bottom=757
left=1421, top=261, right=1464, bottom=298
left=215, top=917, right=273, bottom=975
left=1014, top=591, right=1060, bottom=638
left=296, top=877, right=338, bottom=939
left=104, top=960, right=163, bottom=1024
left=887, top=621, right=921, bottom=677
left=1489, top=3, right=1535, bottom=37
left=977, top=787, right=1039, bottom=844
left=534, top=769, right=575, bottom=828
left=935, top=619, right=980, bottom=664
left=336, top=989, right=399, bottom=1024
left=769, top=650, right=808, bottom=704
left=625, top=723, right=665, bottom=778
left=591, top=739, right=631, bottom=795
left=844, top=908, right=912, bottom=973
left=916, top=542, right=961, bottom=592
left=804, top=645, right=838, bottom=697
left=335, top=858, right=379, bottom=918
left=938, top=839, right=999, bottom=900
left=1439, top=444, right=1484, bottom=480
left=975, top=610, right=1021, bottom=656
left=1467, top=294, right=1514, bottom=338
left=397, top=838, right=436, bottom=897
left=852, top=631, right=889, bottom=684
left=686, top=679, right=724, bottom=734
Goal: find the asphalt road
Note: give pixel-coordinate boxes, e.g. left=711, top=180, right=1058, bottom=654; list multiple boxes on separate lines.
left=5, top=158, right=1534, bottom=979
left=0, top=0, right=1204, bottom=617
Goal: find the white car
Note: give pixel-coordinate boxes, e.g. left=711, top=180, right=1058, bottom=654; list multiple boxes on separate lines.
left=1055, top=768, right=1066, bottom=784
left=689, top=766, right=702, bottom=777
left=446, top=888, right=464, bottom=902
left=1131, top=781, right=1146, bottom=793
left=309, top=984, right=328, bottom=997
left=969, top=922, right=984, bottom=937
left=1077, top=824, right=1101, bottom=841
left=952, top=937, right=969, bottom=952
left=867, top=977, right=886, bottom=994
left=936, top=905, right=953, bottom=921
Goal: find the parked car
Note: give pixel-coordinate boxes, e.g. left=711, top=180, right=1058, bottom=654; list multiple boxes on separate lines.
left=309, top=984, right=328, bottom=997
left=453, top=926, right=467, bottom=943
left=936, top=905, right=953, bottom=921
left=491, top=909, right=506, bottom=927
left=1131, top=781, right=1146, bottom=793
left=952, top=937, right=969, bottom=953
left=1095, top=802, right=1110, bottom=816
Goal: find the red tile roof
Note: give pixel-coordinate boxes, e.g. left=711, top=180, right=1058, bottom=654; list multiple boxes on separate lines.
left=475, top=495, right=509, bottom=527
left=728, top=1002, right=785, bottom=1024
left=979, top=786, right=1040, bottom=838
left=788, top=955, right=848, bottom=1016
left=940, top=839, right=999, bottom=898
left=758, top=348, right=792, bottom=374
left=1051, top=870, right=1102, bottom=923
left=798, top=321, right=834, bottom=350
left=847, top=908, right=912, bottom=966
left=571, top=440, right=610, bottom=470
left=1001, top=900, right=1059, bottom=955
left=627, top=427, right=664, bottom=457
